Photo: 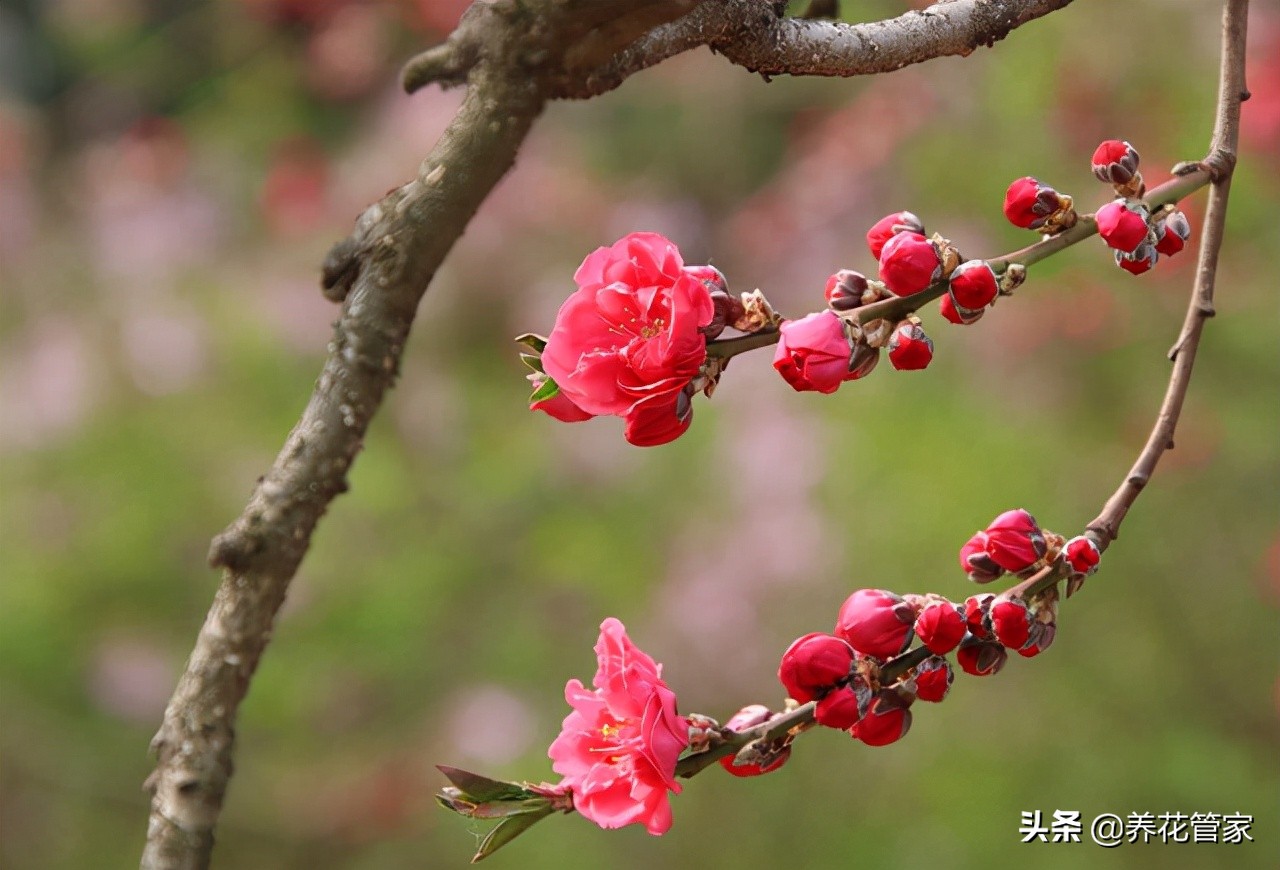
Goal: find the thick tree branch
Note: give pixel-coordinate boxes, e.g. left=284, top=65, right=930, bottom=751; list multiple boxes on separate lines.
left=1087, top=0, right=1246, bottom=550
left=567, top=0, right=1076, bottom=98
left=141, top=60, right=548, bottom=870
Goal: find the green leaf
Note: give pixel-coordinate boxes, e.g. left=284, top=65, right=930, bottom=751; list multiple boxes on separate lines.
left=472, top=806, right=554, bottom=863
left=436, top=766, right=531, bottom=802
left=514, top=333, right=548, bottom=353
left=518, top=352, right=545, bottom=373
left=528, top=377, right=560, bottom=404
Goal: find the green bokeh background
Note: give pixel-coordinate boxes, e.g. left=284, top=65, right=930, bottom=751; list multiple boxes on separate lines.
left=1, top=1, right=1277, bottom=868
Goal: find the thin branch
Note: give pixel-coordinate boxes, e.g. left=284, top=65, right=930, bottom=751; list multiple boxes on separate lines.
left=566, top=0, right=1076, bottom=98
left=1087, top=0, right=1247, bottom=551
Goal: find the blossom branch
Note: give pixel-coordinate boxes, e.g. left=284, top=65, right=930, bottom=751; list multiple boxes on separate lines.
left=1086, top=0, right=1246, bottom=551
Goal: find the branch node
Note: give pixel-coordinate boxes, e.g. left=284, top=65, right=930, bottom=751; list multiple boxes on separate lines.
left=321, top=237, right=364, bottom=304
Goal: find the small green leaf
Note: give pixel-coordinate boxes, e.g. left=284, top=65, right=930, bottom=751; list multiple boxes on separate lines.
left=518, top=353, right=545, bottom=373
left=471, top=806, right=554, bottom=863
left=436, top=766, right=531, bottom=802
left=528, top=377, right=560, bottom=404
left=514, top=333, right=548, bottom=353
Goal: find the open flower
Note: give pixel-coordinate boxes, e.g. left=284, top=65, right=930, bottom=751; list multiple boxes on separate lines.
left=540, top=233, right=715, bottom=446
left=548, top=618, right=688, bottom=836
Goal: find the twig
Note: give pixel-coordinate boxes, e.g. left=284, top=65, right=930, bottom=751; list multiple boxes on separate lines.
left=1086, top=0, right=1246, bottom=551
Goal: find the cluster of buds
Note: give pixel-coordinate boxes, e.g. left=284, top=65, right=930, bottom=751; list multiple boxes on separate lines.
left=1006, top=140, right=1192, bottom=277
left=760, top=523, right=1089, bottom=767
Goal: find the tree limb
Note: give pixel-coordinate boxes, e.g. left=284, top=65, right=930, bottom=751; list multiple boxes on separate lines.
left=567, top=0, right=1077, bottom=98
left=141, top=60, right=547, bottom=870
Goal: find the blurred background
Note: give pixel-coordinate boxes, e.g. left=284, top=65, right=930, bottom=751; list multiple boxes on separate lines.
left=1, top=0, right=1277, bottom=867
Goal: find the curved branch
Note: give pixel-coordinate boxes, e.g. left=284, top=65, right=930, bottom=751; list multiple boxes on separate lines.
left=569, top=0, right=1076, bottom=98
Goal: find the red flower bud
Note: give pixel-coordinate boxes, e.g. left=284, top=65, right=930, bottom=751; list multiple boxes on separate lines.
left=814, top=679, right=871, bottom=730
left=914, top=598, right=966, bottom=655
left=866, top=210, right=925, bottom=260
left=1154, top=211, right=1191, bottom=256
left=824, top=269, right=869, bottom=312
left=773, top=311, right=865, bottom=394
left=851, top=689, right=913, bottom=746
left=983, top=508, right=1048, bottom=574
left=963, top=593, right=995, bottom=639
left=1095, top=200, right=1151, bottom=254
left=947, top=260, right=999, bottom=311
left=939, top=290, right=984, bottom=325
left=1115, top=242, right=1158, bottom=275
left=777, top=632, right=855, bottom=703
left=1003, top=176, right=1068, bottom=230
left=719, top=748, right=791, bottom=777
left=989, top=596, right=1032, bottom=650
left=878, top=231, right=942, bottom=297
left=718, top=705, right=791, bottom=776
left=1063, top=535, right=1101, bottom=577
left=1017, top=619, right=1057, bottom=658
left=959, top=531, right=1005, bottom=583
left=913, top=656, right=953, bottom=703
left=887, top=321, right=934, bottom=371
left=956, top=635, right=1007, bottom=677
left=1091, top=139, right=1141, bottom=185
left=834, top=589, right=918, bottom=659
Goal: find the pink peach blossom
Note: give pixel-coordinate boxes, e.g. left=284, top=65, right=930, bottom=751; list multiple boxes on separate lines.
left=548, top=619, right=688, bottom=835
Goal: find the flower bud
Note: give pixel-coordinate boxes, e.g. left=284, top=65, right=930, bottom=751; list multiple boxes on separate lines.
left=824, top=269, right=869, bottom=311
left=989, top=596, right=1032, bottom=651
left=913, top=656, right=953, bottom=703
left=887, top=320, right=934, bottom=371
left=939, top=290, right=984, bottom=325
left=814, top=678, right=871, bottom=730
left=1003, top=177, right=1071, bottom=230
left=834, top=589, right=918, bottom=659
left=1154, top=210, right=1191, bottom=256
left=851, top=689, right=913, bottom=746
left=1115, top=242, right=1158, bottom=275
left=1017, top=619, right=1057, bottom=658
left=777, top=632, right=855, bottom=703
left=1063, top=535, right=1101, bottom=577
left=914, top=599, right=966, bottom=655
left=723, top=704, right=771, bottom=733
left=1091, top=139, right=1141, bottom=185
left=878, top=231, right=943, bottom=297
left=719, top=746, right=791, bottom=777
left=983, top=508, right=1048, bottom=574
left=956, top=635, right=1007, bottom=676
left=963, top=593, right=995, bottom=639
left=773, top=311, right=864, bottom=394
left=947, top=260, right=999, bottom=311
left=959, top=531, right=1005, bottom=583
left=866, top=210, right=926, bottom=260
left=717, top=705, right=791, bottom=776
left=1095, top=200, right=1151, bottom=254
